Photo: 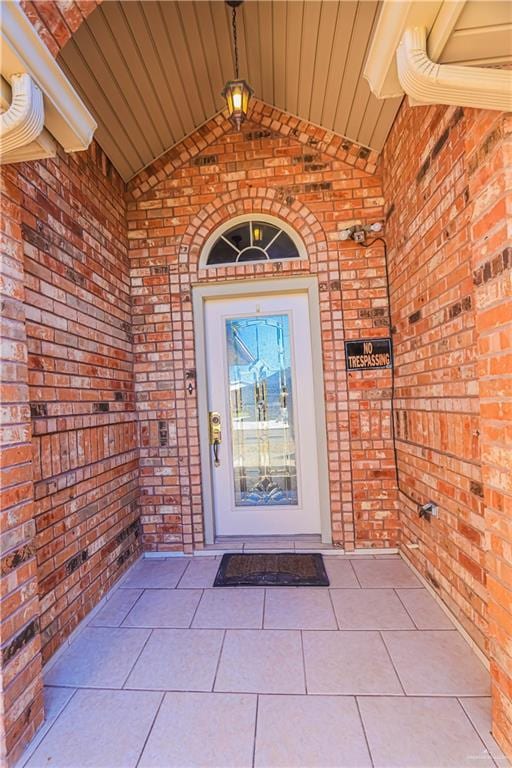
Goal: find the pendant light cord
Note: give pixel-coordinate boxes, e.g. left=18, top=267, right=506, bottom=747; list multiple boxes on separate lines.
left=232, top=6, right=240, bottom=79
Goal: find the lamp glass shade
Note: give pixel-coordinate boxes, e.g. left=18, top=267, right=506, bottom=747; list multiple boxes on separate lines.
left=222, top=79, right=253, bottom=130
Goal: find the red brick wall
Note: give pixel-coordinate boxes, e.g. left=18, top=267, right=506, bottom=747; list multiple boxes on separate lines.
left=1, top=169, right=44, bottom=768
left=466, top=111, right=512, bottom=757
left=127, top=102, right=398, bottom=553
left=383, top=101, right=512, bottom=759
left=1, top=142, right=140, bottom=765
left=383, top=102, right=487, bottom=651
left=19, top=142, right=140, bottom=663
left=1, top=5, right=104, bottom=764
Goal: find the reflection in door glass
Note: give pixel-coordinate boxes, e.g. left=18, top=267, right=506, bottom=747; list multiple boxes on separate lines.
left=226, top=314, right=298, bottom=506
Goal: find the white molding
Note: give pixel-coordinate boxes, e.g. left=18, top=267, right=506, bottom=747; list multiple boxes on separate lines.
left=363, top=0, right=443, bottom=99
left=1, top=0, right=96, bottom=156
left=0, top=73, right=43, bottom=154
left=363, top=0, right=412, bottom=98
left=427, top=0, right=466, bottom=62
left=192, top=276, right=332, bottom=545
left=200, top=214, right=307, bottom=269
left=397, top=26, right=512, bottom=112
left=364, top=0, right=512, bottom=112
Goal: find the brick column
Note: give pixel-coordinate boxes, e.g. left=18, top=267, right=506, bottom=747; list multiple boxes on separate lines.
left=466, top=111, right=512, bottom=759
left=0, top=167, right=44, bottom=766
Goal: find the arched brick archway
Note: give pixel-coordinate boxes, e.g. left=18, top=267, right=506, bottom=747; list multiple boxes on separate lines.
left=183, top=187, right=328, bottom=267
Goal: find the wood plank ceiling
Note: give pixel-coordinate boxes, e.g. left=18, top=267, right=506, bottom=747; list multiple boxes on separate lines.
left=59, top=0, right=402, bottom=182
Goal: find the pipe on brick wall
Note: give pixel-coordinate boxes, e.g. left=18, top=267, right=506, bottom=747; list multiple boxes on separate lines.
left=397, top=27, right=512, bottom=112
left=361, top=235, right=421, bottom=512
left=0, top=72, right=44, bottom=155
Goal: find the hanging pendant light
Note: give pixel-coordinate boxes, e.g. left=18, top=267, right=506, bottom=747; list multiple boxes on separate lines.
left=222, top=0, right=253, bottom=131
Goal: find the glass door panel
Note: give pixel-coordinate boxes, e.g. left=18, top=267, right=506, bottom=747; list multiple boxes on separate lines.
left=204, top=291, right=322, bottom=537
left=225, top=314, right=298, bottom=506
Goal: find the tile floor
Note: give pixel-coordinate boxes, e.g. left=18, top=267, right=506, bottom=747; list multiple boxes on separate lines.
left=18, top=554, right=509, bottom=768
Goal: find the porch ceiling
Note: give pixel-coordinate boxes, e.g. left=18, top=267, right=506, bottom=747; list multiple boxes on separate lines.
left=56, top=0, right=512, bottom=183
left=57, top=0, right=402, bottom=181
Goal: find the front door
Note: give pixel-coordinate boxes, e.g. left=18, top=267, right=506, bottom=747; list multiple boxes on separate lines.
left=204, top=291, right=321, bottom=536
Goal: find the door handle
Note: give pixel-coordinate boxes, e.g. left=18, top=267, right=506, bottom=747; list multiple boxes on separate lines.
left=209, top=412, right=221, bottom=467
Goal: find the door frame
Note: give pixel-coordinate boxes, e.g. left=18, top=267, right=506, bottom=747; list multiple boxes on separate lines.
left=192, top=276, right=332, bottom=545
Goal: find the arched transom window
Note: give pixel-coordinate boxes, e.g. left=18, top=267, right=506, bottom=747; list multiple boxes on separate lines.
left=203, top=216, right=305, bottom=267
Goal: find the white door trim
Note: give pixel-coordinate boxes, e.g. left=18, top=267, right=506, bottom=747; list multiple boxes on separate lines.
left=193, top=276, right=332, bottom=545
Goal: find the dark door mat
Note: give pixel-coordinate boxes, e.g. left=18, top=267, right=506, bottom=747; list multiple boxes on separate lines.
left=214, top=552, right=329, bottom=587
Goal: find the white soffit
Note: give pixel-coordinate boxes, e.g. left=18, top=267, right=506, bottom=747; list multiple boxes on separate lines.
left=363, top=0, right=446, bottom=99
left=0, top=0, right=96, bottom=162
left=364, top=0, right=512, bottom=107
left=440, top=0, right=512, bottom=66
left=57, top=1, right=403, bottom=182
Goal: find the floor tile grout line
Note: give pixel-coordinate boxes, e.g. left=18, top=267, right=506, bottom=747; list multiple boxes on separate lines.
left=355, top=695, right=375, bottom=768
left=119, top=588, right=148, bottom=628
left=20, top=688, right=80, bottom=768
left=211, top=629, right=227, bottom=692
left=175, top=558, right=192, bottom=588
left=393, top=587, right=421, bottom=629
left=251, top=694, right=259, bottom=768
left=299, top=630, right=308, bottom=694
left=118, top=583, right=425, bottom=591
left=349, top=560, right=362, bottom=588
left=378, top=630, right=407, bottom=696
left=327, top=588, right=341, bottom=630
left=121, top=629, right=154, bottom=690
left=188, top=588, right=205, bottom=629
left=262, top=588, right=267, bottom=630
left=457, top=696, right=503, bottom=768
left=38, top=685, right=495, bottom=699
left=134, top=691, right=166, bottom=768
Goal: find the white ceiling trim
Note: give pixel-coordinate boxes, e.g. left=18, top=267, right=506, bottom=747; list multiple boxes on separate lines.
left=364, top=0, right=512, bottom=111
left=397, top=27, right=512, bottom=112
left=427, top=0, right=466, bottom=62
left=1, top=0, right=96, bottom=160
left=363, top=0, right=446, bottom=99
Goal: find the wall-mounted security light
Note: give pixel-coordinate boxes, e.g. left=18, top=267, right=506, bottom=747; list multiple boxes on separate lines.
left=339, top=222, right=383, bottom=242
left=418, top=501, right=438, bottom=521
